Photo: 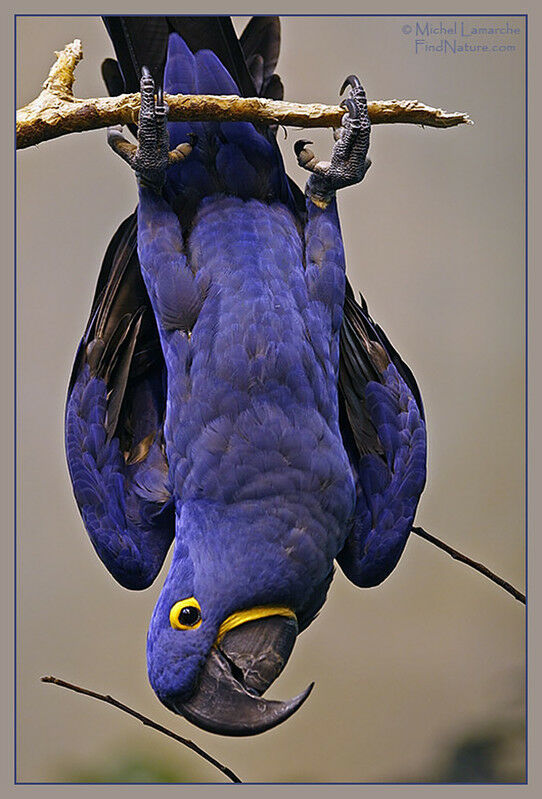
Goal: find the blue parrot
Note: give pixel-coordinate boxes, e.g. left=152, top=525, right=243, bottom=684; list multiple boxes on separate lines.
left=65, top=16, right=426, bottom=736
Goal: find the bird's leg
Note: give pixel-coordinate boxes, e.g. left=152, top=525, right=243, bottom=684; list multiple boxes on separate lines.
left=295, top=75, right=371, bottom=208
left=107, top=67, right=194, bottom=191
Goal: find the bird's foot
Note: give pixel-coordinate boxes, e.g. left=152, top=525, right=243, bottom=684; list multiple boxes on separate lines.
left=295, top=75, right=371, bottom=208
left=107, top=67, right=194, bottom=191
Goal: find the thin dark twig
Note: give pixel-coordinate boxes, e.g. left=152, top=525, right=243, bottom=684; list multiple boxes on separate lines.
left=412, top=527, right=525, bottom=605
left=40, top=675, right=242, bottom=783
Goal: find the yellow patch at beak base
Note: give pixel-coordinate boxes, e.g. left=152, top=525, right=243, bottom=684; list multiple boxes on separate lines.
left=216, top=605, right=296, bottom=645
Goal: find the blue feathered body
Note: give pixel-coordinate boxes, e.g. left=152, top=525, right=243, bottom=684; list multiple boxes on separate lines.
left=66, top=22, right=426, bottom=702
left=138, top=186, right=356, bottom=627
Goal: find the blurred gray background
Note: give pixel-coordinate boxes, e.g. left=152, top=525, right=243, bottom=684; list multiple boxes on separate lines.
left=16, top=15, right=525, bottom=783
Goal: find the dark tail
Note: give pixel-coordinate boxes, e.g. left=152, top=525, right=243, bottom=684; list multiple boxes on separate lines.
left=102, top=16, right=276, bottom=99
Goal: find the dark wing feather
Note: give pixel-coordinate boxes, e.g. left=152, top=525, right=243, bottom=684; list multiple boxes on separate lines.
left=339, top=278, right=425, bottom=457
left=66, top=213, right=173, bottom=589
left=337, top=280, right=427, bottom=587
left=239, top=16, right=283, bottom=99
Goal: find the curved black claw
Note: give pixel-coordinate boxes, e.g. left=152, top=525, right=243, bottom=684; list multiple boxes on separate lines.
left=340, top=97, right=360, bottom=119
left=340, top=74, right=362, bottom=95
left=299, top=74, right=370, bottom=205
left=294, top=139, right=313, bottom=158
left=156, top=83, right=163, bottom=107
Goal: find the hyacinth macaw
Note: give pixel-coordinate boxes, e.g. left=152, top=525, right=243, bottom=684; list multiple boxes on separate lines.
left=65, top=16, right=426, bottom=736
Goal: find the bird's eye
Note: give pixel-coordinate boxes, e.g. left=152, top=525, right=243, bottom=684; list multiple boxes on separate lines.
left=170, top=598, right=202, bottom=630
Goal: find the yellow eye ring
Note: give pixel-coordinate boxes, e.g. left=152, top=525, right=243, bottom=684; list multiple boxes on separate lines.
left=169, top=598, right=202, bottom=630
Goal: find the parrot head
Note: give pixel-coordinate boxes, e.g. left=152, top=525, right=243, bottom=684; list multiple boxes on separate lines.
left=146, top=501, right=321, bottom=736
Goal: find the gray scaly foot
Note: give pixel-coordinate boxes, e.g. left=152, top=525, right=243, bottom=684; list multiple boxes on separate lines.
left=295, top=75, right=371, bottom=207
left=107, top=67, right=193, bottom=191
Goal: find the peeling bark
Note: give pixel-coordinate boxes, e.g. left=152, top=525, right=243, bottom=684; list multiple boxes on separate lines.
left=17, top=39, right=473, bottom=151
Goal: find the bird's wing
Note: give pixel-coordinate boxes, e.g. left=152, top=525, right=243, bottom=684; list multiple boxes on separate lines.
left=65, top=213, right=174, bottom=589
left=337, top=281, right=427, bottom=586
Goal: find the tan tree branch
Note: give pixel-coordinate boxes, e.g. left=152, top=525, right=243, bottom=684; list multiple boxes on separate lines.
left=41, top=675, right=242, bottom=783
left=17, top=39, right=473, bottom=150
left=412, top=527, right=525, bottom=604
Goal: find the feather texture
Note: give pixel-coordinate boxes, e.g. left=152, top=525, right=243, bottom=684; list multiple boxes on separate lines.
left=65, top=16, right=427, bottom=718
left=337, top=289, right=426, bottom=586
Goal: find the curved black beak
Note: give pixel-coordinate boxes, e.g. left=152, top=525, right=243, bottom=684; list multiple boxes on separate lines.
left=177, top=615, right=313, bottom=736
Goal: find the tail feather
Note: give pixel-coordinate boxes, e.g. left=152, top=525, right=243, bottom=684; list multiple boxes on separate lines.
left=103, top=17, right=170, bottom=91
left=166, top=16, right=256, bottom=97
left=103, top=16, right=257, bottom=98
